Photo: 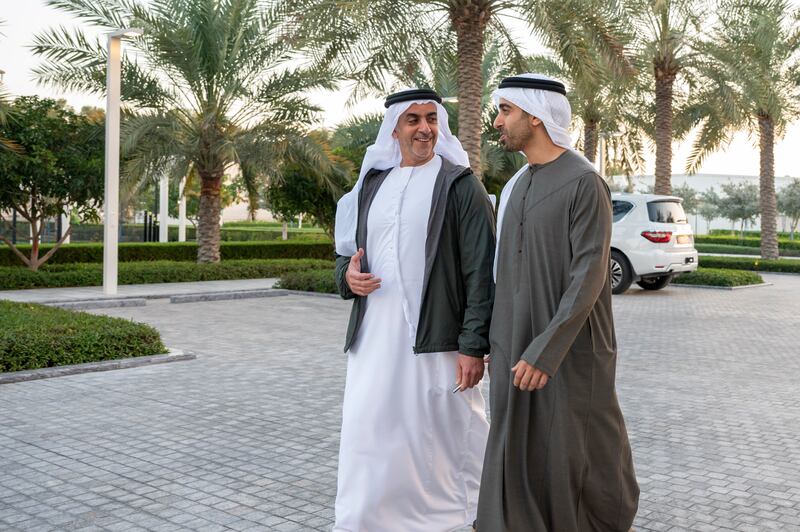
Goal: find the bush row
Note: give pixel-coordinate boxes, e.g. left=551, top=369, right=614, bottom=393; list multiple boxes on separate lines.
left=709, top=229, right=797, bottom=239
left=673, top=268, right=763, bottom=287
left=0, top=300, right=167, bottom=373
left=276, top=268, right=337, bottom=294
left=218, top=229, right=329, bottom=242
left=0, top=259, right=334, bottom=290
left=694, top=243, right=800, bottom=257
left=1, top=222, right=328, bottom=243
left=699, top=255, right=800, bottom=273
left=695, top=234, right=800, bottom=251
left=0, top=241, right=335, bottom=267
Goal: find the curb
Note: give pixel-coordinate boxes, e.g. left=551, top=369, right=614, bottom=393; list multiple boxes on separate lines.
left=281, top=289, right=341, bottom=299
left=49, top=298, right=148, bottom=310
left=169, top=289, right=289, bottom=304
left=0, top=348, right=195, bottom=385
left=672, top=282, right=773, bottom=291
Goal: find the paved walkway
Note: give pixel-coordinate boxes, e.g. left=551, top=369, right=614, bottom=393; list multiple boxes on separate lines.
left=1, top=275, right=799, bottom=531
left=0, top=279, right=278, bottom=304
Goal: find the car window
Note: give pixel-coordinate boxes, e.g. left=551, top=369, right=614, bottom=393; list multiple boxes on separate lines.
left=647, top=200, right=688, bottom=224
left=612, top=200, right=634, bottom=222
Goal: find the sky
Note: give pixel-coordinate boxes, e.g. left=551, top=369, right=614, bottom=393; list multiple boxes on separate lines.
left=1, top=0, right=799, bottom=178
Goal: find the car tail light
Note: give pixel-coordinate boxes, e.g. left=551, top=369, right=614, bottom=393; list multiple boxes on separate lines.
left=641, top=230, right=672, bottom=243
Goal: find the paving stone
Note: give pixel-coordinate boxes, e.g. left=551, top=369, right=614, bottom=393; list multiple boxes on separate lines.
left=0, top=274, right=798, bottom=530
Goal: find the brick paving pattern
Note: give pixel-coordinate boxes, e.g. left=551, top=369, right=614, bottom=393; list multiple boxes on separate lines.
left=1, top=274, right=798, bottom=531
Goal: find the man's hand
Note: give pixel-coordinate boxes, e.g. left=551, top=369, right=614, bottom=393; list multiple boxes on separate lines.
left=345, top=248, right=381, bottom=296
left=455, top=354, right=485, bottom=391
left=511, top=359, right=549, bottom=391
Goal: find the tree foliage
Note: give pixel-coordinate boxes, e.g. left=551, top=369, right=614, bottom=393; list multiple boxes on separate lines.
left=778, top=179, right=800, bottom=239
left=32, top=0, right=337, bottom=263
left=0, top=96, right=104, bottom=270
left=717, top=182, right=760, bottom=238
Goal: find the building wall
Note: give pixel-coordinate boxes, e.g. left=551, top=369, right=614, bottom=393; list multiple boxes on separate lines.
left=612, top=174, right=798, bottom=235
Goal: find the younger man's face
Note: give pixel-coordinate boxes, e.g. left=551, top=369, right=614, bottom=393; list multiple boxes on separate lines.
left=393, top=102, right=439, bottom=165
left=493, top=98, right=537, bottom=152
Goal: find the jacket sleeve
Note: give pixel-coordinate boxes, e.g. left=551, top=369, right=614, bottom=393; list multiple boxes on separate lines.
left=521, top=173, right=612, bottom=375
left=456, top=175, right=497, bottom=357
left=335, top=254, right=356, bottom=300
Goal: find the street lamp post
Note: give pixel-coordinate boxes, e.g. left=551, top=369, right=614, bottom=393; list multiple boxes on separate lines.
left=159, top=171, right=169, bottom=242
left=103, top=28, right=143, bottom=295
left=178, top=176, right=187, bottom=242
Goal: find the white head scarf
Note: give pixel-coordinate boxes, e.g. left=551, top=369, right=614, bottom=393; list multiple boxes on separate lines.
left=334, top=94, right=469, bottom=256
left=491, top=73, right=580, bottom=278
left=491, top=72, right=573, bottom=150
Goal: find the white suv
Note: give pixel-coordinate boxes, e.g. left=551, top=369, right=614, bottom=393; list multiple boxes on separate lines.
left=610, top=193, right=698, bottom=294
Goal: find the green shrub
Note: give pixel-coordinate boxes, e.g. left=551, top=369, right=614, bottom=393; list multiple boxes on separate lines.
left=0, top=240, right=334, bottom=267
left=276, top=268, right=337, bottom=294
left=219, top=228, right=329, bottom=242
left=698, top=255, right=800, bottom=273
left=0, top=259, right=334, bottom=290
left=708, top=229, right=797, bottom=239
left=672, top=268, right=763, bottom=287
left=695, top=243, right=800, bottom=257
left=0, top=301, right=167, bottom=373
left=695, top=234, right=800, bottom=251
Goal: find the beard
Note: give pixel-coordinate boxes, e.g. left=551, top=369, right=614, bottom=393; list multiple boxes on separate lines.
left=497, top=126, right=530, bottom=152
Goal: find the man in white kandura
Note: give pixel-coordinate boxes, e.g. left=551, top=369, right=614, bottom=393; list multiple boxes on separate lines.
left=332, top=88, right=496, bottom=531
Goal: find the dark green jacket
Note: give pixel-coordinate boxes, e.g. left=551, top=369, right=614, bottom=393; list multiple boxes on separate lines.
left=335, top=157, right=496, bottom=357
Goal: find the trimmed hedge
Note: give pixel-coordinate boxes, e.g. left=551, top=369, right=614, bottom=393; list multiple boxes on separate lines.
left=695, top=243, right=800, bottom=257
left=0, top=300, right=167, bottom=373
left=709, top=229, right=797, bottom=239
left=276, top=268, right=337, bottom=294
left=699, top=255, right=800, bottom=273
left=0, top=259, right=334, bottom=290
left=695, top=234, right=800, bottom=251
left=0, top=240, right=334, bottom=267
left=219, top=229, right=329, bottom=242
left=1, top=222, right=326, bottom=243
left=673, top=268, right=763, bottom=287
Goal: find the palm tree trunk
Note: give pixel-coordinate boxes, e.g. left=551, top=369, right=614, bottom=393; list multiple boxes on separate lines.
left=451, top=2, right=488, bottom=179
left=197, top=172, right=223, bottom=263
left=758, top=115, right=779, bottom=260
left=654, top=72, right=675, bottom=195
left=583, top=120, right=598, bottom=163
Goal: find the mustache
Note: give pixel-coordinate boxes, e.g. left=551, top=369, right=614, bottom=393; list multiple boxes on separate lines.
left=413, top=133, right=434, bottom=140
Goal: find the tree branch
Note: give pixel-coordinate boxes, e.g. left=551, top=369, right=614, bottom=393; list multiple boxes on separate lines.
left=34, top=225, right=73, bottom=269
left=0, top=236, right=32, bottom=267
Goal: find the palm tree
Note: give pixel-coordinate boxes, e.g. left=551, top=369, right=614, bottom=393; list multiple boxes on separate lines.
left=0, top=18, right=19, bottom=153
left=32, top=0, right=336, bottom=262
left=684, top=0, right=800, bottom=260
left=391, top=32, right=526, bottom=194
left=626, top=0, right=707, bottom=195
left=292, top=0, right=630, bottom=179
left=526, top=42, right=636, bottom=166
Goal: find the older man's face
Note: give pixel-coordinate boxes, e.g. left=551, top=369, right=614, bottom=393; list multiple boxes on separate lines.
left=493, top=98, right=535, bottom=152
left=393, top=102, right=439, bottom=165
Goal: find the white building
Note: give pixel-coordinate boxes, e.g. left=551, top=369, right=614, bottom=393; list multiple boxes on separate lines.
left=611, top=173, right=798, bottom=234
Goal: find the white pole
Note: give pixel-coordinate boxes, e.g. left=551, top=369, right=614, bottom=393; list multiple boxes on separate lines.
left=598, top=135, right=606, bottom=180
left=62, top=208, right=71, bottom=244
left=103, top=35, right=121, bottom=295
left=298, top=213, right=303, bottom=229
left=159, top=172, right=169, bottom=242
left=178, top=176, right=187, bottom=242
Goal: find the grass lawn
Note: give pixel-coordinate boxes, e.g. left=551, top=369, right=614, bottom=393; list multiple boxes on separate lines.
left=0, top=301, right=166, bottom=373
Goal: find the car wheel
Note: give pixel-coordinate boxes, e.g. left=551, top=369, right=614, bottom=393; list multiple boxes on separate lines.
left=610, top=250, right=633, bottom=295
left=636, top=275, right=672, bottom=291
